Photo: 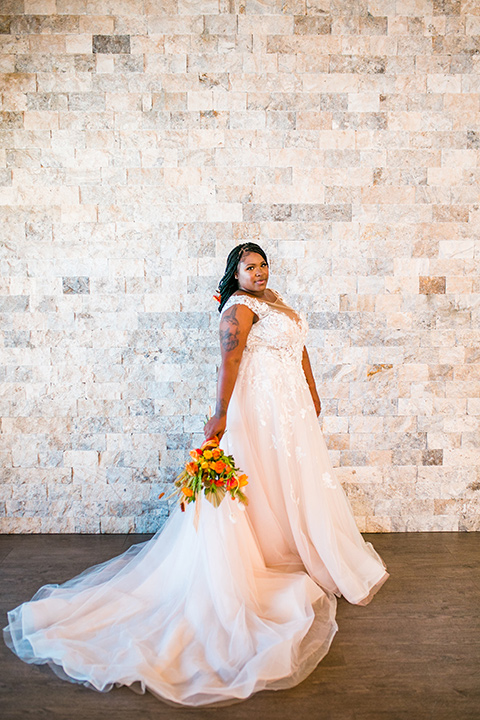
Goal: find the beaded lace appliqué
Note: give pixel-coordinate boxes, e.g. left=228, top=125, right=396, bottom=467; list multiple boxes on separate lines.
left=222, top=295, right=308, bottom=367
left=222, top=294, right=312, bottom=451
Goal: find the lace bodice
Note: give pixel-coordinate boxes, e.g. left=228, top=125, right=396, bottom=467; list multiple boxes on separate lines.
left=222, top=293, right=308, bottom=366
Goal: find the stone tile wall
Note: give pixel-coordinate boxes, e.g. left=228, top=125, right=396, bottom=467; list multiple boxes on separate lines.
left=0, top=0, right=479, bottom=533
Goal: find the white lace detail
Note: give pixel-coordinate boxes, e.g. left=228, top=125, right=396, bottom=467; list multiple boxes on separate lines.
left=222, top=294, right=308, bottom=368
left=223, top=293, right=314, bottom=453
left=222, top=294, right=269, bottom=319
left=322, top=472, right=337, bottom=489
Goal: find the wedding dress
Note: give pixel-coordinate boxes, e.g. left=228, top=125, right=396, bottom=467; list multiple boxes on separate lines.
left=3, top=291, right=388, bottom=707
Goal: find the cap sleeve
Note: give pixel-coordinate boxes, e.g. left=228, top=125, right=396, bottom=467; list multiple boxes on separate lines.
left=221, top=294, right=268, bottom=318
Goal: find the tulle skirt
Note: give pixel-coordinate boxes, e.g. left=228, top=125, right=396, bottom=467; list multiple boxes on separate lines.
left=4, top=498, right=339, bottom=706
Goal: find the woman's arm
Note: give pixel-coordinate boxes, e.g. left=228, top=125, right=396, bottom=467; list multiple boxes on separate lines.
left=204, top=303, right=255, bottom=441
left=302, top=346, right=321, bottom=416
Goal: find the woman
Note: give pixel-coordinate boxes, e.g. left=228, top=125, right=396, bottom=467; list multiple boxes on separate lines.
left=205, top=243, right=388, bottom=603
left=4, top=244, right=388, bottom=707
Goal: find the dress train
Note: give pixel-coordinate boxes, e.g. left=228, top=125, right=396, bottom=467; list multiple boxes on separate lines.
left=4, top=498, right=338, bottom=707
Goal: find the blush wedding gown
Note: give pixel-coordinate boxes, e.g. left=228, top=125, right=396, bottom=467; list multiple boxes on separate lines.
left=4, top=292, right=389, bottom=707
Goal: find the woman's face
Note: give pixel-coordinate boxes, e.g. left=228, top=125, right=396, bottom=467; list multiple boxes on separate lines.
left=235, top=251, right=269, bottom=294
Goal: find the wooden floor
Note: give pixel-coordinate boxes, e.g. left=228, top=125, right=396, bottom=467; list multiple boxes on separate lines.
left=0, top=532, right=478, bottom=720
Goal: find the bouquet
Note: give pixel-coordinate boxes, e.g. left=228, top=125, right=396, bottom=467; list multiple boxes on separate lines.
left=169, top=437, right=249, bottom=512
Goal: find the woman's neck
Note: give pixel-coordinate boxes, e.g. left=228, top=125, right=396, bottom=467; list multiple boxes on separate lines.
left=236, top=288, right=274, bottom=301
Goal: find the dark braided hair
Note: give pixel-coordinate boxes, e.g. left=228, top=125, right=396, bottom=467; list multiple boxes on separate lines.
left=216, top=243, right=269, bottom=313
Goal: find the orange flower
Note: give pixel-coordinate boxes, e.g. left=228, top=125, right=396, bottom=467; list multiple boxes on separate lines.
left=186, top=461, right=198, bottom=476
left=201, top=437, right=219, bottom=451
left=214, top=460, right=226, bottom=474
left=212, top=448, right=221, bottom=460
left=182, top=487, right=194, bottom=497
left=189, top=449, right=200, bottom=461
left=203, top=449, right=213, bottom=460
left=238, top=474, right=248, bottom=487
left=201, top=461, right=209, bottom=470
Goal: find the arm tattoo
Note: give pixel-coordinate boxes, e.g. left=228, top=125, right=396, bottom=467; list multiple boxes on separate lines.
left=215, top=398, right=228, bottom=417
left=220, top=306, right=240, bottom=352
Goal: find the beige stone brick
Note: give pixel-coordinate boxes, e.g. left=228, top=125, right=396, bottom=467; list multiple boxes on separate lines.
left=212, top=89, right=246, bottom=111
left=443, top=448, right=480, bottom=467
left=0, top=55, right=14, bottom=73
left=105, top=93, right=142, bottom=112
left=347, top=92, right=380, bottom=112
left=444, top=92, right=479, bottom=114
left=368, top=36, right=396, bottom=55
left=446, top=148, right=478, bottom=177
left=23, top=111, right=58, bottom=131
left=439, top=240, right=475, bottom=260
left=466, top=14, right=480, bottom=33
left=206, top=202, right=242, bottom=221
left=0, top=518, right=42, bottom=532
left=187, top=90, right=214, bottom=111
left=28, top=35, right=67, bottom=54
left=64, top=450, right=100, bottom=467
left=65, top=34, right=93, bottom=54
left=321, top=416, right=349, bottom=434
left=303, top=72, right=360, bottom=93
left=178, top=0, right=218, bottom=12
left=95, top=55, right=114, bottom=74
left=0, top=187, right=18, bottom=205
left=56, top=0, right=87, bottom=11
left=238, top=15, right=294, bottom=34
left=467, top=398, right=480, bottom=415
left=147, top=15, right=204, bottom=34
left=427, top=73, right=462, bottom=94
left=60, top=204, right=98, bottom=223
left=0, top=74, right=37, bottom=94
left=37, top=71, right=93, bottom=93
left=24, top=0, right=56, bottom=10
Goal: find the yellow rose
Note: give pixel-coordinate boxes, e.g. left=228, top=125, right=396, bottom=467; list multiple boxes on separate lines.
left=203, top=450, right=213, bottom=460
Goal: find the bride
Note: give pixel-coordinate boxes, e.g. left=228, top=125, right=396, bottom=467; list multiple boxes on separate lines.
left=4, top=243, right=389, bottom=707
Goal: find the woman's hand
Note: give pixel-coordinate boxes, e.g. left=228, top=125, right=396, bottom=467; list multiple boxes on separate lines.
left=204, top=414, right=226, bottom=442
